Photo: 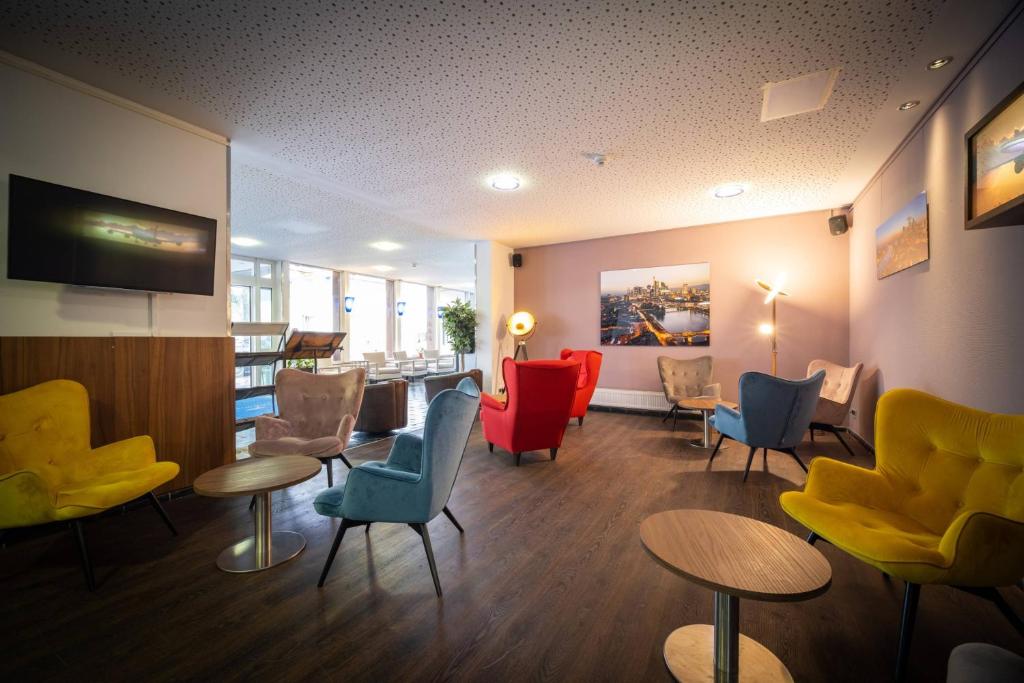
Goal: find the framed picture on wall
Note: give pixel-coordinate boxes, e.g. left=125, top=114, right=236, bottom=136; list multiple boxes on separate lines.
left=965, top=80, right=1024, bottom=230
left=876, top=192, right=929, bottom=279
left=599, top=262, right=710, bottom=346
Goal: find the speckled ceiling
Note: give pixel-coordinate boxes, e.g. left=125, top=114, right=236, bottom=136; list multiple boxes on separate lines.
left=0, top=0, right=1014, bottom=280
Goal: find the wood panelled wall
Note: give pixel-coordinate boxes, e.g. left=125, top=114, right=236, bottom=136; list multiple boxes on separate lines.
left=0, top=337, right=234, bottom=492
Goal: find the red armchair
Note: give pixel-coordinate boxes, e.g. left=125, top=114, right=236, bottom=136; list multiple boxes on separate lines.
left=481, top=358, right=581, bottom=466
left=559, top=348, right=603, bottom=425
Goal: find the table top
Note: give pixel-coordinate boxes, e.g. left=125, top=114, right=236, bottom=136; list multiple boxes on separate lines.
left=640, top=509, right=831, bottom=602
left=676, top=397, right=738, bottom=411
left=194, top=455, right=323, bottom=498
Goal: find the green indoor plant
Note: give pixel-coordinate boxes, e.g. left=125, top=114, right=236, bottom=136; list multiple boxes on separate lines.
left=440, top=298, right=478, bottom=371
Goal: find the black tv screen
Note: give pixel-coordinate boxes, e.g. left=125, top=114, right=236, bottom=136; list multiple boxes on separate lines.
left=7, top=174, right=218, bottom=296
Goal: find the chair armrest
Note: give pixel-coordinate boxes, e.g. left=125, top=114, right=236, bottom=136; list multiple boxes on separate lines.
left=386, top=433, right=424, bottom=473
left=336, top=414, right=357, bottom=449
left=255, top=415, right=292, bottom=441
left=353, top=462, right=421, bottom=483
left=702, top=383, right=722, bottom=398
left=84, top=435, right=157, bottom=476
left=0, top=469, right=55, bottom=527
left=939, top=510, right=1024, bottom=586
left=802, top=457, right=893, bottom=508
left=481, top=393, right=507, bottom=412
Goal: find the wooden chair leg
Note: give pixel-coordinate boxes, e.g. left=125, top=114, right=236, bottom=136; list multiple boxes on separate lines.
left=895, top=582, right=920, bottom=682
left=742, top=447, right=757, bottom=482
left=577, top=416, right=584, bottom=426
left=147, top=492, right=178, bottom=536
left=318, top=519, right=351, bottom=587
left=71, top=520, right=95, bottom=591
left=514, top=452, right=522, bottom=467
left=707, top=434, right=725, bottom=465
left=549, top=448, right=558, bottom=461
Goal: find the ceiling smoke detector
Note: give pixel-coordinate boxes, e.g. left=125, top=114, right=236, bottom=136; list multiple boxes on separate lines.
left=583, top=152, right=611, bottom=167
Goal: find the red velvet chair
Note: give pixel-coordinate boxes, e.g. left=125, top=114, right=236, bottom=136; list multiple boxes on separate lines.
left=480, top=358, right=580, bottom=466
left=559, top=348, right=603, bottom=426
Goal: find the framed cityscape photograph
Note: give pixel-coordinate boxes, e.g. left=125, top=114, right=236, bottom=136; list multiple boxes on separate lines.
left=876, top=191, right=929, bottom=279
left=600, top=262, right=710, bottom=346
left=966, top=80, right=1024, bottom=230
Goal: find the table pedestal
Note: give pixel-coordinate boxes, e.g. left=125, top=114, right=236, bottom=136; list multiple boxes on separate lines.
left=663, top=592, right=792, bottom=683
left=216, top=492, right=306, bottom=573
left=688, top=410, right=728, bottom=450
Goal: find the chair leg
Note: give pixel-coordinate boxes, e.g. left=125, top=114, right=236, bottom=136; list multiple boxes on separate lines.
left=326, top=459, right=334, bottom=488
left=662, top=405, right=676, bottom=423
left=442, top=506, right=465, bottom=533
left=762, top=448, right=768, bottom=465
left=249, top=495, right=256, bottom=511
left=809, top=428, right=815, bottom=442
left=514, top=452, right=522, bottom=467
left=577, top=416, right=584, bottom=426
left=413, top=522, right=443, bottom=597
left=895, top=582, right=920, bottom=682
left=147, top=492, right=177, bottom=536
left=742, top=447, right=757, bottom=482
left=707, top=433, right=725, bottom=465
left=834, top=430, right=858, bottom=458
left=364, top=523, right=371, bottom=534
left=71, top=520, right=95, bottom=591
left=339, top=452, right=353, bottom=469
left=782, top=447, right=809, bottom=473
left=488, top=442, right=494, bottom=453
left=549, top=448, right=558, bottom=461
left=806, top=531, right=819, bottom=545
left=672, top=410, right=678, bottom=432
left=318, top=520, right=351, bottom=587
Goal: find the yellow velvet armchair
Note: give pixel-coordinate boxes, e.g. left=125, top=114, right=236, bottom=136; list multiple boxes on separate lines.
left=0, top=379, right=180, bottom=589
left=780, top=388, right=1024, bottom=681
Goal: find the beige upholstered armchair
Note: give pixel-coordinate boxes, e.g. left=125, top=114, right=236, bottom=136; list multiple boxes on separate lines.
left=363, top=351, right=403, bottom=382
left=248, top=367, right=366, bottom=487
left=657, top=355, right=720, bottom=430
left=806, top=359, right=863, bottom=457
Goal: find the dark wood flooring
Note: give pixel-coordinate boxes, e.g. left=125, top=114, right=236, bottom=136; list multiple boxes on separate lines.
left=2, top=410, right=1021, bottom=682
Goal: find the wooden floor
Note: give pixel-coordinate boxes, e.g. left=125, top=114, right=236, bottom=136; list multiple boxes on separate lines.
left=2, top=410, right=1021, bottom=682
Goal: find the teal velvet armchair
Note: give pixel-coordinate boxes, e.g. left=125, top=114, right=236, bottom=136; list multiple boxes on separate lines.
left=314, top=377, right=481, bottom=596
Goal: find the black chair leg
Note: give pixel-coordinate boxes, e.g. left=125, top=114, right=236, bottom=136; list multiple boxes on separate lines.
left=707, top=434, right=725, bottom=465
left=147, top=492, right=177, bottom=536
left=662, top=405, right=676, bottom=423
left=514, top=452, right=522, bottom=467
left=577, top=416, right=584, bottom=426
left=248, top=495, right=256, bottom=511
left=835, top=430, right=858, bottom=458
left=806, top=531, right=819, bottom=545
left=326, top=459, right=334, bottom=488
left=549, top=448, right=558, bottom=461
left=318, top=520, right=351, bottom=587
left=442, top=506, right=465, bottom=533
left=782, top=447, right=809, bottom=473
left=339, top=452, right=353, bottom=469
left=488, top=442, right=494, bottom=453
left=364, top=523, right=371, bottom=534
left=413, top=522, right=443, bottom=597
left=809, top=428, right=815, bottom=442
left=742, top=446, right=757, bottom=482
left=895, top=582, right=920, bottom=682
left=71, top=520, right=95, bottom=591
left=671, top=410, right=678, bottom=432
left=762, top=448, right=768, bottom=465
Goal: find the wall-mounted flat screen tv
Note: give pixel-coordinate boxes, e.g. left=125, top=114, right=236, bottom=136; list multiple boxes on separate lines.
left=6, top=174, right=218, bottom=296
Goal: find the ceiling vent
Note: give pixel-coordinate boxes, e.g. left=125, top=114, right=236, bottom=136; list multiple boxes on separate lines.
left=761, top=68, right=840, bottom=122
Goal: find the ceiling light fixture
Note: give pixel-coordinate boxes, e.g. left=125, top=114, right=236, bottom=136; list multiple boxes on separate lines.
left=488, top=173, right=521, bottom=191
left=713, top=183, right=745, bottom=198
left=230, top=236, right=261, bottom=247
left=898, top=100, right=920, bottom=111
left=371, top=265, right=395, bottom=272
left=369, top=240, right=402, bottom=251
left=927, top=56, right=953, bottom=71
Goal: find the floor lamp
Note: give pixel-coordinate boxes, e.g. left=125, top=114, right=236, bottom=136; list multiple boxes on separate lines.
left=756, top=275, right=788, bottom=376
left=507, top=311, right=537, bottom=360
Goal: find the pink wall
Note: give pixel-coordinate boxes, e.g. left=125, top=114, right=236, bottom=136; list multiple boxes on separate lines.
left=514, top=210, right=849, bottom=401
left=848, top=13, right=1024, bottom=442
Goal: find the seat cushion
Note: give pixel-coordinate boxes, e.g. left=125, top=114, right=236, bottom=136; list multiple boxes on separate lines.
left=54, top=461, right=180, bottom=515
left=248, top=436, right=341, bottom=459
left=313, top=483, right=346, bottom=517
left=947, top=643, right=1024, bottom=683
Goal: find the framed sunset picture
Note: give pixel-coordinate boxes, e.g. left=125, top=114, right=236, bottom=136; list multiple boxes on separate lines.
left=966, top=80, right=1024, bottom=230
left=876, top=192, right=929, bottom=279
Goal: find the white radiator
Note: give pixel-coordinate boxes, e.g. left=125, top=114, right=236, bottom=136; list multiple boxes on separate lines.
left=591, top=387, right=666, bottom=411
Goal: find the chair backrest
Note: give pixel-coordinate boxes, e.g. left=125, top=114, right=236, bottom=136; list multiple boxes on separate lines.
left=875, top=388, right=1024, bottom=533
left=808, top=359, right=863, bottom=408
left=275, top=367, right=366, bottom=440
left=657, top=355, right=713, bottom=401
left=503, top=357, right=580, bottom=430
left=424, top=369, right=484, bottom=404
left=423, top=349, right=440, bottom=360
left=559, top=348, right=603, bottom=390
left=394, top=350, right=410, bottom=361
left=737, top=370, right=825, bottom=449
left=364, top=351, right=390, bottom=365
left=421, top=377, right=481, bottom=518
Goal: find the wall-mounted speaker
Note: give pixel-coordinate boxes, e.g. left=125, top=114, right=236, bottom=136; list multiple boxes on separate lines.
left=828, top=214, right=849, bottom=236
left=511, top=253, right=523, bottom=268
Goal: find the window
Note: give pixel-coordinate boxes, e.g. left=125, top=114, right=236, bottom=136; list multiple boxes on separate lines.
left=347, top=273, right=388, bottom=359
left=397, top=281, right=429, bottom=354
left=288, top=264, right=335, bottom=332
left=231, top=256, right=281, bottom=391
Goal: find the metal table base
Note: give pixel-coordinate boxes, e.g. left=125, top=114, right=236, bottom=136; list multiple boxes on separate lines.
left=217, top=492, right=306, bottom=573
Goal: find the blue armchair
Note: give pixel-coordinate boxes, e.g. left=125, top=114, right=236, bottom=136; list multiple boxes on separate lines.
left=708, top=370, right=825, bottom=482
left=313, top=377, right=481, bottom=596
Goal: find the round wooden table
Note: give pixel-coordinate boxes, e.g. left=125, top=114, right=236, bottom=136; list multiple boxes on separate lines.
left=194, top=455, right=322, bottom=573
left=640, top=509, right=831, bottom=682
left=676, top=398, right=738, bottom=448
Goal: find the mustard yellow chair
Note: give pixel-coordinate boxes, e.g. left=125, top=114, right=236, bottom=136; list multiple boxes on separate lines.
left=0, top=379, right=180, bottom=590
left=780, top=388, right=1024, bottom=681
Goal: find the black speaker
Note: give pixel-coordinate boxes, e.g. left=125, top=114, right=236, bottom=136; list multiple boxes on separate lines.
left=828, top=214, right=849, bottom=236
left=511, top=253, right=523, bottom=268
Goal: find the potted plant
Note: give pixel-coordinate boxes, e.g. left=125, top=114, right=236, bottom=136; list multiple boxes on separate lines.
left=439, top=299, right=478, bottom=372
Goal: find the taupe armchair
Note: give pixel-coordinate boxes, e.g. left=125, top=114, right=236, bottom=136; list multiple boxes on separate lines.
left=248, top=367, right=366, bottom=487
left=806, top=359, right=863, bottom=457
left=363, top=351, right=403, bottom=382
left=657, top=355, right=721, bottom=430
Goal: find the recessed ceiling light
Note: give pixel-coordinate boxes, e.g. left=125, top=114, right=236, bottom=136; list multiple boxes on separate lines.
left=898, top=100, right=920, bottom=111
left=927, top=56, right=953, bottom=70
left=712, top=183, right=745, bottom=198
left=231, top=236, right=261, bottom=247
left=371, top=265, right=395, bottom=272
left=488, top=173, right=521, bottom=191
left=369, top=240, right=402, bottom=251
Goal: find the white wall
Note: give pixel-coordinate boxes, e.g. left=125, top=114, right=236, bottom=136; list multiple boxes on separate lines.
left=0, top=59, right=229, bottom=337
left=849, top=13, right=1024, bottom=441
left=472, top=241, right=515, bottom=393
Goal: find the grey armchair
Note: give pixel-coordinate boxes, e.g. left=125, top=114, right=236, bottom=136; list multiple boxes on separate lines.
left=807, top=359, right=863, bottom=457
left=314, top=377, right=481, bottom=596
left=657, top=355, right=721, bottom=430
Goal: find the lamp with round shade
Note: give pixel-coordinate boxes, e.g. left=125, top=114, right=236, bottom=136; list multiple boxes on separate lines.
left=506, top=311, right=537, bottom=360
left=755, top=274, right=788, bottom=376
